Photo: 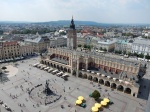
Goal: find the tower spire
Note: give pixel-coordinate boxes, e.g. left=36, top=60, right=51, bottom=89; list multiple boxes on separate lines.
left=70, top=16, right=75, bottom=29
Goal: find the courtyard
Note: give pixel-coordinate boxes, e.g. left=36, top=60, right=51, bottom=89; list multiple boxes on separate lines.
left=0, top=56, right=149, bottom=112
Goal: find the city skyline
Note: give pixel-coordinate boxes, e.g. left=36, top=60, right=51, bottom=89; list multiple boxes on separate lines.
left=0, top=0, right=150, bottom=24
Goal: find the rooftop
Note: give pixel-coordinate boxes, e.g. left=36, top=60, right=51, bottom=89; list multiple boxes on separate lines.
left=133, top=38, right=150, bottom=46
left=49, top=47, right=140, bottom=67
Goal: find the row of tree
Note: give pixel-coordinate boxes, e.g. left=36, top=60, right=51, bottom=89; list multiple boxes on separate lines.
left=99, top=47, right=107, bottom=52
left=142, top=35, right=150, bottom=39
left=78, top=44, right=107, bottom=52
left=78, top=44, right=93, bottom=50
left=11, top=28, right=56, bottom=34
left=114, top=50, right=150, bottom=59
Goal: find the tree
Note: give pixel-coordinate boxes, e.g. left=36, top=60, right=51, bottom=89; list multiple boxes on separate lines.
left=145, top=54, right=150, bottom=60
left=133, top=52, right=138, bottom=57
left=87, top=45, right=91, bottom=50
left=127, top=52, right=131, bottom=56
left=92, top=90, right=101, bottom=100
left=59, top=31, right=66, bottom=35
left=78, top=44, right=82, bottom=47
left=139, top=53, right=144, bottom=58
left=103, top=48, right=107, bottom=52
left=83, top=44, right=87, bottom=48
left=1, top=66, right=7, bottom=70
left=123, top=50, right=126, bottom=54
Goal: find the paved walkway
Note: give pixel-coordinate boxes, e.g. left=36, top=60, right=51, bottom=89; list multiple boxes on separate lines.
left=0, top=57, right=149, bottom=112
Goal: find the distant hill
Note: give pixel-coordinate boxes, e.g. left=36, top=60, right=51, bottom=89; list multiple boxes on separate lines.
left=0, top=20, right=110, bottom=26
left=0, top=21, right=31, bottom=24
left=0, top=20, right=149, bottom=26
left=36, top=20, right=110, bottom=26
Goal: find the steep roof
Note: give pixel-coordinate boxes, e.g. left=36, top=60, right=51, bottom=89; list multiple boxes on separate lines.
left=3, top=41, right=18, bottom=46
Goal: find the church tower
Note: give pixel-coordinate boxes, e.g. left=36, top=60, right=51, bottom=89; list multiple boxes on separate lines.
left=67, top=16, right=77, bottom=50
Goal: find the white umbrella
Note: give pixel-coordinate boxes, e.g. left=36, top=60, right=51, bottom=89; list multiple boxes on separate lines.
left=119, top=80, right=123, bottom=82
left=91, top=71, right=95, bottom=74
left=107, top=76, right=111, bottom=79
left=113, top=78, right=116, bottom=81
left=87, top=70, right=90, bottom=72
left=97, top=73, right=100, bottom=76
left=102, top=74, right=105, bottom=77
left=125, top=81, right=129, bottom=85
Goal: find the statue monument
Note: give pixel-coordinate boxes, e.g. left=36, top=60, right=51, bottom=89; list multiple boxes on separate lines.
left=43, top=80, right=53, bottom=95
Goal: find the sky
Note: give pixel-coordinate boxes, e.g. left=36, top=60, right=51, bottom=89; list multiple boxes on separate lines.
left=0, top=0, right=150, bottom=24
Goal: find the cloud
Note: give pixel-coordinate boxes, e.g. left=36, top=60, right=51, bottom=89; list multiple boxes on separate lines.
left=0, top=0, right=149, bottom=23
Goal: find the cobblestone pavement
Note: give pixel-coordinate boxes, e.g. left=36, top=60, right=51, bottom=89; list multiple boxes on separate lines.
left=0, top=56, right=149, bottom=112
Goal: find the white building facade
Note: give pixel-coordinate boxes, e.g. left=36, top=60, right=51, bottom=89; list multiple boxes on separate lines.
left=131, top=38, right=150, bottom=55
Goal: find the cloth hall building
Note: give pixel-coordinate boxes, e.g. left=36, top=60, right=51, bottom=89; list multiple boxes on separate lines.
left=40, top=17, right=145, bottom=97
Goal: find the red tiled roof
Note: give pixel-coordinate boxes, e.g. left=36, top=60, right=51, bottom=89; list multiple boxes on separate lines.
left=3, top=41, right=18, bottom=46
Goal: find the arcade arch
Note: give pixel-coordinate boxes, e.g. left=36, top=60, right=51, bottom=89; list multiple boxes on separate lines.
left=83, top=74, right=87, bottom=79
left=88, top=75, right=93, bottom=80
left=93, top=77, right=98, bottom=82
left=124, top=88, right=131, bottom=94
left=105, top=81, right=110, bottom=87
left=111, top=83, right=117, bottom=89
left=78, top=72, right=82, bottom=78
left=99, top=79, right=104, bottom=85
left=117, top=85, right=124, bottom=92
left=72, top=70, right=76, bottom=76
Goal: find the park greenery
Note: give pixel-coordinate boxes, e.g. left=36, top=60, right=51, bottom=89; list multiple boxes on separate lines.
left=78, top=44, right=93, bottom=50
left=92, top=90, right=101, bottom=100
left=99, top=47, right=107, bottom=52
left=114, top=50, right=150, bottom=59
left=11, top=28, right=56, bottom=34
left=1, top=66, right=7, bottom=70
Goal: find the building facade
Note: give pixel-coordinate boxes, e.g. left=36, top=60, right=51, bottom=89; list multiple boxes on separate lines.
left=115, top=40, right=128, bottom=52
left=0, top=42, right=3, bottom=60
left=55, top=37, right=67, bottom=47
left=0, top=41, right=34, bottom=61
left=97, top=39, right=117, bottom=52
left=40, top=17, right=145, bottom=97
left=24, top=36, right=50, bottom=53
left=19, top=42, right=34, bottom=56
left=131, top=38, right=150, bottom=55
left=1, top=41, right=20, bottom=59
left=67, top=17, right=77, bottom=50
left=41, top=47, right=143, bottom=97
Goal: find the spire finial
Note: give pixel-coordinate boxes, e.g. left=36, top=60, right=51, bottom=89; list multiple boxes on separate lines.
left=70, top=16, right=75, bottom=29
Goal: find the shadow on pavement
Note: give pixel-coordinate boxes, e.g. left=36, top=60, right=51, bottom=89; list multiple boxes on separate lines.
left=0, top=73, right=10, bottom=83
left=137, top=78, right=150, bottom=100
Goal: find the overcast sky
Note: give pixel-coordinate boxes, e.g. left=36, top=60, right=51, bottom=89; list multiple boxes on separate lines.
left=0, top=0, right=150, bottom=23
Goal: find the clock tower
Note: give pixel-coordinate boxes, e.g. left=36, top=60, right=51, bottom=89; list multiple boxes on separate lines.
left=67, top=16, right=77, bottom=50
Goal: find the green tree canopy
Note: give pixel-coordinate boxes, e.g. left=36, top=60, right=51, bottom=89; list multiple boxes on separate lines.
left=145, top=54, right=150, bottom=60
left=103, top=48, right=107, bottom=52
left=87, top=45, right=91, bottom=50
left=83, top=44, right=87, bottom=48
left=78, top=44, right=82, bottom=47
left=139, top=53, right=144, bottom=58
left=92, top=90, right=101, bottom=100
left=1, top=66, right=7, bottom=70
left=123, top=50, right=126, bottom=54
